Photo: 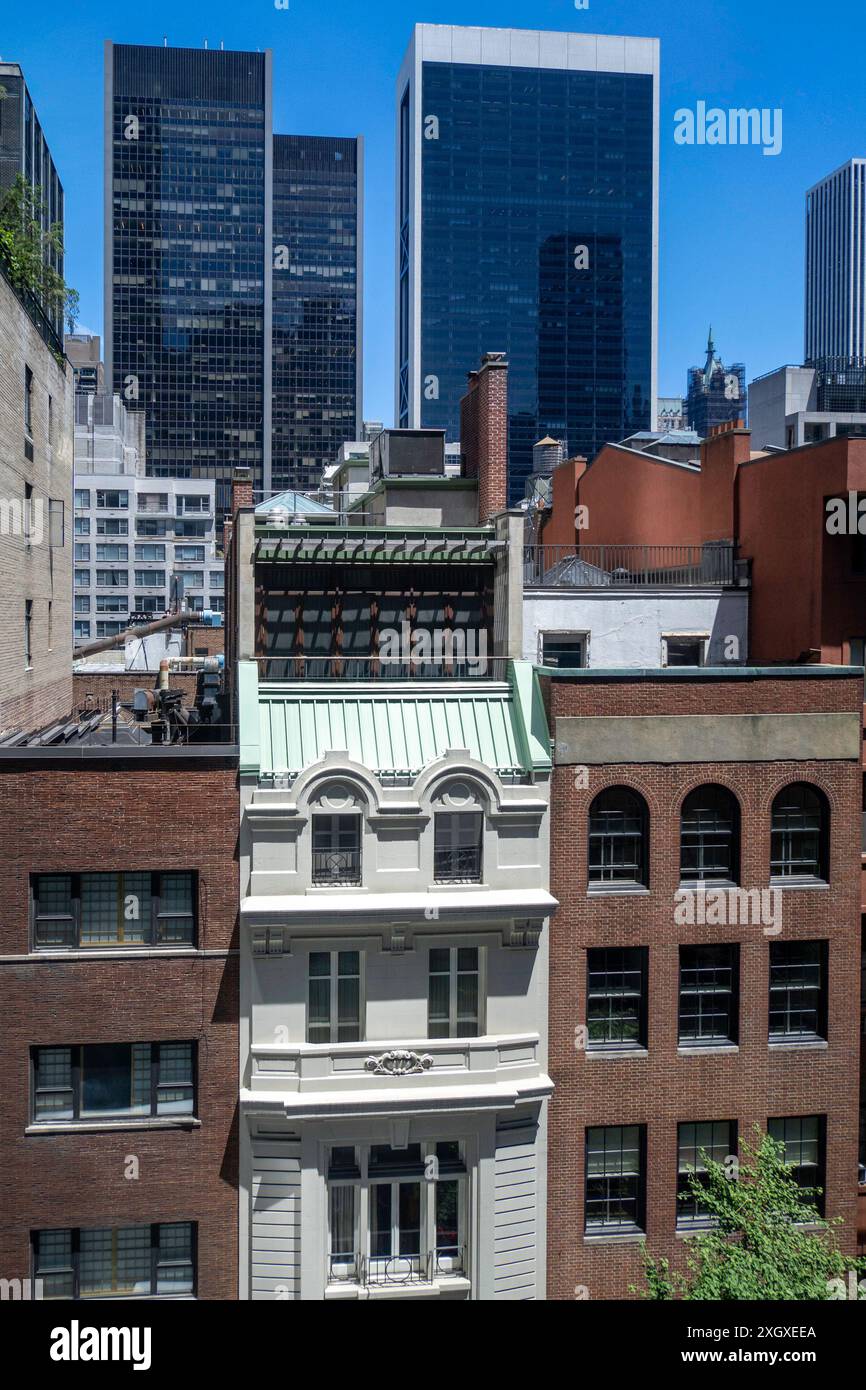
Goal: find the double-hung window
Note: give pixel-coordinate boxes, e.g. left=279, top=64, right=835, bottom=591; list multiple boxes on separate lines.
left=585, top=1125, right=646, bottom=1234
left=586, top=947, right=648, bottom=1049
left=678, top=944, right=739, bottom=1046
left=768, top=1115, right=826, bottom=1216
left=676, top=1121, right=736, bottom=1228
left=769, top=941, right=828, bottom=1042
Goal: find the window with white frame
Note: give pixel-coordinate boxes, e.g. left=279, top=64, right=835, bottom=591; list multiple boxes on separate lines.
left=327, top=1142, right=467, bottom=1287
left=312, top=813, right=361, bottom=885
left=662, top=634, right=708, bottom=667
left=433, top=811, right=482, bottom=883
left=428, top=947, right=482, bottom=1038
left=307, top=950, right=362, bottom=1043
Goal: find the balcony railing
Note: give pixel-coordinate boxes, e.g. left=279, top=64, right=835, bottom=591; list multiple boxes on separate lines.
left=312, top=847, right=361, bottom=885
left=524, top=542, right=742, bottom=589
left=328, top=1247, right=465, bottom=1288
left=256, top=654, right=504, bottom=682
left=433, top=846, right=482, bottom=883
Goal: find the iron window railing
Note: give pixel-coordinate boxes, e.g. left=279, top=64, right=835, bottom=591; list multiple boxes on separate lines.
left=311, top=848, right=361, bottom=885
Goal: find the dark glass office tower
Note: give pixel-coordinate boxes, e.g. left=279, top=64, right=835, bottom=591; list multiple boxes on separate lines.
left=272, top=136, right=362, bottom=493
left=105, top=43, right=271, bottom=515
left=396, top=25, right=658, bottom=503
left=0, top=61, right=65, bottom=338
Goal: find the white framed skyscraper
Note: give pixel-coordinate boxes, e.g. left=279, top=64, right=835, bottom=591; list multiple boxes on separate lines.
left=395, top=24, right=660, bottom=504
left=805, top=159, right=866, bottom=365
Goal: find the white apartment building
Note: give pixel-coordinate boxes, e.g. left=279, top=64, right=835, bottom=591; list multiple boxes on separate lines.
left=233, top=498, right=556, bottom=1301
left=73, top=393, right=224, bottom=644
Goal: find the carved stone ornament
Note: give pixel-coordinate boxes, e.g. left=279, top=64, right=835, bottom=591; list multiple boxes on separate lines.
left=364, top=1050, right=434, bottom=1076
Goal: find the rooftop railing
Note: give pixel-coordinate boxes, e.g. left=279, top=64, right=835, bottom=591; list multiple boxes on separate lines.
left=255, top=654, right=505, bottom=682
left=523, top=542, right=743, bottom=589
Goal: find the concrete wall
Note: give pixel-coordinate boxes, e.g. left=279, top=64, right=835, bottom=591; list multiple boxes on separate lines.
left=524, top=590, right=748, bottom=668
left=0, top=271, right=73, bottom=735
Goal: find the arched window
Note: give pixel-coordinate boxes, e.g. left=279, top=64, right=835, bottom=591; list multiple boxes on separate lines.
left=680, top=786, right=740, bottom=885
left=770, top=784, right=829, bottom=882
left=310, top=782, right=363, bottom=885
left=588, top=788, right=648, bottom=888
left=432, top=781, right=484, bottom=884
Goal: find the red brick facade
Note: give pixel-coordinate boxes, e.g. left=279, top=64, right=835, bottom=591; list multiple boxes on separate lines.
left=460, top=352, right=509, bottom=522
left=544, top=671, right=863, bottom=1301
left=0, top=755, right=239, bottom=1300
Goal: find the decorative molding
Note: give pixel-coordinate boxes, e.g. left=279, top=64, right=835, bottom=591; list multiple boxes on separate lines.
left=364, top=1050, right=433, bottom=1076
left=506, top=923, right=543, bottom=950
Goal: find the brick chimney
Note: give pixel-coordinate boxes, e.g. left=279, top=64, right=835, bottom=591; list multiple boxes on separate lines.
left=700, top=421, right=751, bottom=544
left=460, top=352, right=508, bottom=522
left=231, top=465, right=254, bottom=514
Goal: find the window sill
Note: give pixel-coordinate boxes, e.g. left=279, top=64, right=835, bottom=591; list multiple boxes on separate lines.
left=677, top=1043, right=739, bottom=1056
left=769, top=878, right=829, bottom=891
left=585, top=1047, right=648, bottom=1060
left=583, top=1230, right=645, bottom=1245
left=26, top=1118, right=201, bottom=1135
left=325, top=1276, right=471, bottom=1300
left=21, top=947, right=200, bottom=962
left=768, top=1037, right=828, bottom=1051
left=587, top=884, right=650, bottom=898
left=677, top=880, right=738, bottom=892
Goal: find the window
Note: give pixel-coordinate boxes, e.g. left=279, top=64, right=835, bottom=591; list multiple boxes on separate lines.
left=312, top=814, right=361, bottom=885
left=175, top=545, right=204, bottom=563
left=178, top=570, right=204, bottom=589
left=74, top=489, right=91, bottom=510
left=135, top=570, right=166, bottom=588
left=663, top=635, right=707, bottom=667
left=174, top=520, right=210, bottom=538
left=847, top=638, right=865, bottom=667
left=680, top=786, right=740, bottom=884
left=307, top=951, right=361, bottom=1043
left=327, top=1143, right=466, bottom=1287
left=74, top=569, right=90, bottom=587
left=178, top=494, right=210, bottom=514
left=770, top=784, right=829, bottom=882
left=138, top=492, right=168, bottom=514
left=679, top=944, right=739, bottom=1046
left=24, top=364, right=33, bottom=435
left=74, top=543, right=90, bottom=562
left=74, top=596, right=90, bottom=615
left=96, top=518, right=129, bottom=537
left=74, top=621, right=90, bottom=641
left=33, top=1222, right=195, bottom=1299
left=96, top=621, right=125, bottom=639
left=588, top=787, right=648, bottom=888
left=135, top=544, right=166, bottom=563
left=32, top=1042, right=195, bottom=1122
left=541, top=632, right=586, bottom=668
left=96, top=544, right=128, bottom=562
left=767, top=1115, right=826, bottom=1215
left=585, top=1125, right=646, bottom=1234
left=96, top=569, right=128, bottom=588
left=433, top=812, right=482, bottom=883
left=32, top=872, right=196, bottom=948
left=74, top=516, right=90, bottom=537
left=96, top=595, right=128, bottom=614
left=208, top=596, right=225, bottom=614
left=95, top=490, right=129, bottom=509
left=24, top=599, right=33, bottom=668
left=587, top=947, right=648, bottom=1049
left=769, top=941, right=828, bottom=1041
left=428, top=947, right=481, bottom=1038
left=134, top=596, right=163, bottom=614
left=137, top=520, right=168, bottom=537
left=677, top=1121, right=736, bottom=1228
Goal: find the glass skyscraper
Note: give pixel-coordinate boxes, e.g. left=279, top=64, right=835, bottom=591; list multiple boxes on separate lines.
left=805, top=159, right=866, bottom=367
left=272, top=135, right=362, bottom=494
left=105, top=43, right=362, bottom=515
left=396, top=25, right=658, bottom=503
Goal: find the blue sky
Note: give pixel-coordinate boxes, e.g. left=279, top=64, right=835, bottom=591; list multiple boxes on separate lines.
left=3, top=0, right=865, bottom=421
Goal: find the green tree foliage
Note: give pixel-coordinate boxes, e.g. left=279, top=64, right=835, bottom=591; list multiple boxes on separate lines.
left=0, top=174, right=79, bottom=333
left=636, top=1130, right=865, bottom=1300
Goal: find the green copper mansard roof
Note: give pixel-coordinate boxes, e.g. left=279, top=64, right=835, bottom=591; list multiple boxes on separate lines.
left=238, top=660, right=551, bottom=779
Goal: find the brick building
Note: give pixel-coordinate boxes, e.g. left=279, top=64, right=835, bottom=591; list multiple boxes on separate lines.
left=544, top=667, right=863, bottom=1300
left=0, top=730, right=240, bottom=1300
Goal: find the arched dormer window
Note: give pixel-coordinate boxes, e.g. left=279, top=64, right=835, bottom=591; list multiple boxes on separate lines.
left=432, top=781, right=484, bottom=884
left=310, top=782, right=363, bottom=886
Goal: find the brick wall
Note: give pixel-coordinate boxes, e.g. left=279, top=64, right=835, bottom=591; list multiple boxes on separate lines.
left=0, top=269, right=73, bottom=737
left=0, top=757, right=239, bottom=1300
left=545, top=673, right=863, bottom=1301
left=459, top=352, right=508, bottom=522
left=72, top=671, right=199, bottom=709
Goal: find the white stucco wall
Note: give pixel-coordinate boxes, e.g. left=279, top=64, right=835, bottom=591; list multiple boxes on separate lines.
left=523, top=589, right=749, bottom=668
